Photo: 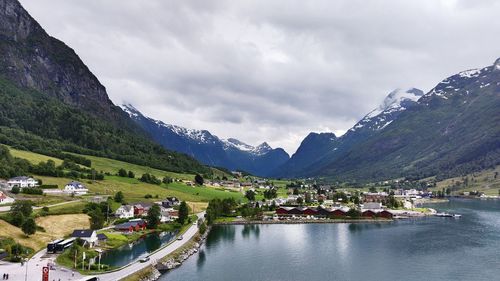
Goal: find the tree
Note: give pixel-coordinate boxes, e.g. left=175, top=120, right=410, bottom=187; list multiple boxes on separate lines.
left=194, top=174, right=204, bottom=186
left=293, top=188, right=299, bottom=195
left=128, top=170, right=135, bottom=178
left=178, top=201, right=189, bottom=225
left=296, top=197, right=304, bottom=205
left=369, top=186, right=378, bottom=193
left=245, top=190, right=256, bottom=201
left=11, top=186, right=20, bottom=194
left=11, top=200, right=33, bottom=217
left=21, top=218, right=36, bottom=236
left=89, top=208, right=105, bottom=230
left=147, top=204, right=161, bottom=229
left=114, top=191, right=124, bottom=203
left=118, top=168, right=127, bottom=177
left=162, top=176, right=173, bottom=184
left=11, top=212, right=24, bottom=227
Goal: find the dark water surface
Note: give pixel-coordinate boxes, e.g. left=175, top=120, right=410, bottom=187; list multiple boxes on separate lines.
left=100, top=231, right=177, bottom=267
left=162, top=199, right=500, bottom=281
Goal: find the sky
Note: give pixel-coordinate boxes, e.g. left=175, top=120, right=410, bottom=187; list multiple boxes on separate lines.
left=19, top=0, right=500, bottom=155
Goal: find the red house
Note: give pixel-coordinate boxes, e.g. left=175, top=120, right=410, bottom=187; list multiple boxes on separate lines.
left=303, top=208, right=317, bottom=216
left=378, top=210, right=393, bottom=219
left=134, top=204, right=145, bottom=216
left=275, top=207, right=292, bottom=215
left=330, top=209, right=346, bottom=218
left=362, top=210, right=377, bottom=218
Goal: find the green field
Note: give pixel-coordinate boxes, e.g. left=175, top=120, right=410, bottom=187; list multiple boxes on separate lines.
left=9, top=146, right=64, bottom=165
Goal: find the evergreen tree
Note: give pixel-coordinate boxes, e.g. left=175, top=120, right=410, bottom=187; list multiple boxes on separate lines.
left=178, top=201, right=189, bottom=225
left=114, top=191, right=124, bottom=203
left=147, top=204, right=161, bottom=229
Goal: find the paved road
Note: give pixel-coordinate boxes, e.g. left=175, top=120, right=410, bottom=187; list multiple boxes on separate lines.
left=0, top=199, right=81, bottom=213
left=0, top=212, right=204, bottom=281
left=97, top=212, right=204, bottom=281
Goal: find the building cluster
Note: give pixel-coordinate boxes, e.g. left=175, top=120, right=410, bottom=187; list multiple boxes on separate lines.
left=275, top=206, right=394, bottom=219
left=114, top=197, right=180, bottom=225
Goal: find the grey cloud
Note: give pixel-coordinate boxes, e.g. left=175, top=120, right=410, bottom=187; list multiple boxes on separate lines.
left=19, top=0, right=500, bottom=153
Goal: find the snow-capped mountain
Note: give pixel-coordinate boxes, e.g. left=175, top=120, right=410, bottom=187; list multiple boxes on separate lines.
left=121, top=104, right=289, bottom=176
left=351, top=88, right=424, bottom=132
left=272, top=88, right=423, bottom=178
left=274, top=58, right=500, bottom=181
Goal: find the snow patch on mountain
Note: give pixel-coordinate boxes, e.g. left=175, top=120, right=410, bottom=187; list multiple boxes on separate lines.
left=350, top=88, right=423, bottom=132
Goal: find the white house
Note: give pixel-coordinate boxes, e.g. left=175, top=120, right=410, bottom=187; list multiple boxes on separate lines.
left=71, top=229, right=98, bottom=248
left=115, top=205, right=134, bottom=219
left=7, top=176, right=38, bottom=189
left=64, top=181, right=88, bottom=195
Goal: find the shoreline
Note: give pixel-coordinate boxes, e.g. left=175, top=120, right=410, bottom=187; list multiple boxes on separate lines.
left=214, top=218, right=393, bottom=225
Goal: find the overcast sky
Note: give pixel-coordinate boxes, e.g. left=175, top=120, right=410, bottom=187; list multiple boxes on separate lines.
left=20, top=0, right=500, bottom=154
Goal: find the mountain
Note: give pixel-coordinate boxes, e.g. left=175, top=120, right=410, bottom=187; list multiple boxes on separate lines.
left=0, top=0, right=207, bottom=174
left=121, top=104, right=290, bottom=176
left=279, top=60, right=500, bottom=181
left=273, top=88, right=424, bottom=178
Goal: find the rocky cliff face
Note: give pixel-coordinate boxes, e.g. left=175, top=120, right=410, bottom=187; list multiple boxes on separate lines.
left=0, top=0, right=128, bottom=126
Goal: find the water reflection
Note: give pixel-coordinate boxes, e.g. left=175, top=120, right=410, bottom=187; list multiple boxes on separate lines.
left=100, top=231, right=177, bottom=268
left=196, top=250, right=206, bottom=270
left=241, top=224, right=260, bottom=239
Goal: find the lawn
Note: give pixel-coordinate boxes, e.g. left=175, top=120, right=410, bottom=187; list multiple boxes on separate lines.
left=0, top=214, right=89, bottom=251
left=8, top=146, right=64, bottom=165
left=70, top=153, right=196, bottom=181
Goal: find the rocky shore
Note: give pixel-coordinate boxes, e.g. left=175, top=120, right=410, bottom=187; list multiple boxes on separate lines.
left=154, top=226, right=211, bottom=273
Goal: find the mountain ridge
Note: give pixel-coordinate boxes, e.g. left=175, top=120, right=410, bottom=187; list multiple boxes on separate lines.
left=121, top=104, right=290, bottom=176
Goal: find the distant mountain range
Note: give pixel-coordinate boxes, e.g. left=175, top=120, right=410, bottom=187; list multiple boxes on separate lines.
left=121, top=104, right=290, bottom=176
left=273, top=60, right=500, bottom=181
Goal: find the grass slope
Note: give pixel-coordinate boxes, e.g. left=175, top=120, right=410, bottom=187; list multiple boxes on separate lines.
left=0, top=214, right=89, bottom=251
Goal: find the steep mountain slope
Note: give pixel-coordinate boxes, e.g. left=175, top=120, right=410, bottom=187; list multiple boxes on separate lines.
left=272, top=132, right=338, bottom=177
left=0, top=0, right=207, bottom=174
left=316, top=60, right=500, bottom=181
left=122, top=104, right=290, bottom=176
left=274, top=88, right=424, bottom=178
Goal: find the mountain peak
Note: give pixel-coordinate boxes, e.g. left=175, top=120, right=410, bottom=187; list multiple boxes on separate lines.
left=365, top=88, right=423, bottom=119
left=494, top=57, right=500, bottom=71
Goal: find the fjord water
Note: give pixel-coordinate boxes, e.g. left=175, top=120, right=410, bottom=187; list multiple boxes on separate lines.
left=163, top=199, right=500, bottom=281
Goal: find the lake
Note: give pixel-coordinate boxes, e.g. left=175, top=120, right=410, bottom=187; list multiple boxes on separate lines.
left=100, top=231, right=177, bottom=268
left=162, top=199, right=500, bottom=281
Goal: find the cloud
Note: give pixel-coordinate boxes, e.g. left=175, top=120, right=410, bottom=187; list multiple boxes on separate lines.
left=19, top=0, right=500, bottom=154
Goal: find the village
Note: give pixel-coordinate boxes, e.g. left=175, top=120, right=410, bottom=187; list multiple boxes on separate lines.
left=0, top=171, right=472, bottom=280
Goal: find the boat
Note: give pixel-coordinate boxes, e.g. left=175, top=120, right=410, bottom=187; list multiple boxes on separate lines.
left=435, top=212, right=461, bottom=218
left=435, top=213, right=453, bottom=217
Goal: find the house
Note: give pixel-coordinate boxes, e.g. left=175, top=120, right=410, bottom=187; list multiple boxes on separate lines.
left=363, top=192, right=388, bottom=203
left=363, top=202, right=383, bottom=210
left=64, top=181, right=88, bottom=195
left=7, top=176, right=38, bottom=189
left=362, top=210, right=377, bottom=218
left=134, top=204, right=145, bottom=216
left=115, top=205, right=134, bottom=219
left=71, top=229, right=98, bottom=248
left=162, top=197, right=180, bottom=208
left=330, top=209, right=346, bottom=218
left=160, top=208, right=172, bottom=222
left=97, top=233, right=107, bottom=244
left=114, top=219, right=147, bottom=232
left=378, top=210, right=394, bottom=219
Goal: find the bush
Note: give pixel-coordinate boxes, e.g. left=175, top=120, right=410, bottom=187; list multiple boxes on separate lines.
left=21, top=187, right=43, bottom=195
left=11, top=186, right=20, bottom=194
left=39, top=184, right=58, bottom=189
